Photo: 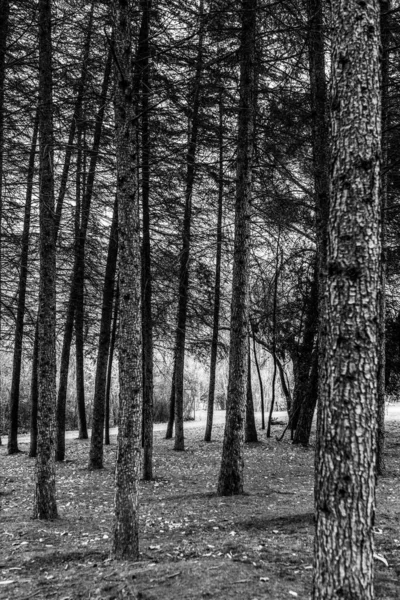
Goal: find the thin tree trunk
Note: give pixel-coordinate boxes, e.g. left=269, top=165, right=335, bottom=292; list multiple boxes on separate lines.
left=8, top=111, right=39, bottom=454
left=217, top=0, right=256, bottom=496
left=105, top=285, right=119, bottom=446
left=245, top=343, right=257, bottom=442
left=111, top=0, right=142, bottom=560
left=33, top=0, right=57, bottom=520
left=313, top=0, right=381, bottom=596
left=293, top=348, right=318, bottom=446
left=29, top=9, right=95, bottom=449
left=252, top=332, right=265, bottom=430
left=28, top=321, right=39, bottom=458
left=140, top=0, right=154, bottom=481
left=89, top=196, right=118, bottom=468
left=0, top=0, right=10, bottom=447
left=165, top=355, right=176, bottom=439
left=55, top=49, right=111, bottom=460
left=377, top=0, right=390, bottom=477
left=174, top=0, right=204, bottom=451
left=205, top=87, right=224, bottom=443
left=266, top=240, right=280, bottom=438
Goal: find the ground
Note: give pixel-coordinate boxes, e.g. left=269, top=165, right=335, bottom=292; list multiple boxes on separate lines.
left=1, top=414, right=400, bottom=600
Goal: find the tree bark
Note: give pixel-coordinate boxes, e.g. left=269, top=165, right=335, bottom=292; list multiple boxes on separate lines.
left=166, top=354, right=176, bottom=439
left=205, top=87, right=224, bottom=443
left=245, top=343, right=257, bottom=443
left=0, top=0, right=10, bottom=447
left=313, top=0, right=381, bottom=597
left=173, top=0, right=204, bottom=451
left=140, top=0, right=154, bottom=481
left=55, top=49, right=111, bottom=460
left=33, top=0, right=57, bottom=520
left=111, top=0, right=142, bottom=560
left=217, top=0, right=256, bottom=496
left=89, top=196, right=118, bottom=469
left=252, top=332, right=265, bottom=430
left=377, top=0, right=390, bottom=477
left=105, top=284, right=119, bottom=446
left=8, top=110, right=39, bottom=455
left=29, top=321, right=39, bottom=458
left=292, top=348, right=318, bottom=446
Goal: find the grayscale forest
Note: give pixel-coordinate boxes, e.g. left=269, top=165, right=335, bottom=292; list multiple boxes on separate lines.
left=1, top=0, right=400, bottom=599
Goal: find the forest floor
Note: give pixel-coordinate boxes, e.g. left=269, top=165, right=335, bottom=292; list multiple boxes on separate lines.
left=1, top=415, right=400, bottom=600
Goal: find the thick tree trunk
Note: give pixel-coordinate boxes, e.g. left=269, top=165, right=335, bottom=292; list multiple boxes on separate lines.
left=245, top=344, right=257, bottom=443
left=173, top=0, right=204, bottom=452
left=89, top=196, right=118, bottom=469
left=205, top=88, right=224, bottom=443
left=217, top=0, right=256, bottom=496
left=140, top=0, right=154, bottom=481
left=55, top=50, right=111, bottom=460
left=377, top=0, right=390, bottom=477
left=8, top=111, right=39, bottom=455
left=111, top=0, right=142, bottom=560
left=313, top=1, right=381, bottom=597
left=105, top=285, right=119, bottom=446
left=33, top=0, right=57, bottom=520
left=165, top=355, right=176, bottom=439
left=0, top=0, right=10, bottom=447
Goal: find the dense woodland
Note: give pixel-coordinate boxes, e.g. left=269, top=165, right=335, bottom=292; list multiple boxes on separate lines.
left=0, top=0, right=399, bottom=598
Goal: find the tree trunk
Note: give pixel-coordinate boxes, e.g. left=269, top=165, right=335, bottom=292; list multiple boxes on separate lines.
left=33, top=0, right=57, bottom=520
left=292, top=348, right=318, bottom=446
left=205, top=87, right=224, bottom=443
left=28, top=321, right=39, bottom=458
left=252, top=332, right=265, bottom=430
left=55, top=49, right=111, bottom=460
left=266, top=240, right=281, bottom=438
left=377, top=0, right=390, bottom=477
left=0, top=0, right=10, bottom=447
left=8, top=111, right=39, bottom=454
left=105, top=285, right=119, bottom=446
left=111, top=0, right=142, bottom=560
left=313, top=0, right=381, bottom=597
left=217, top=0, right=256, bottom=496
left=165, top=355, right=176, bottom=439
left=173, top=0, right=204, bottom=452
left=140, top=0, right=154, bottom=481
left=89, top=196, right=118, bottom=469
left=245, top=343, right=257, bottom=443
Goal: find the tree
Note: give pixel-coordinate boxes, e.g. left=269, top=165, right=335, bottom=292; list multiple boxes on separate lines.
left=111, top=0, right=142, bottom=560
left=217, top=0, right=256, bottom=496
left=313, top=0, right=381, bottom=597
left=32, top=0, right=58, bottom=520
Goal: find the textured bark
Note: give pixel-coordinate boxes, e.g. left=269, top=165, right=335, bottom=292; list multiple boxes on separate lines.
left=165, top=355, right=176, bottom=439
left=173, top=0, right=204, bottom=452
left=313, top=0, right=381, bottom=597
left=33, top=0, right=57, bottom=520
left=8, top=111, right=39, bottom=455
left=89, top=196, right=118, bottom=469
left=105, top=285, right=119, bottom=446
left=55, top=50, right=111, bottom=460
left=0, top=0, right=10, bottom=447
left=293, top=349, right=318, bottom=446
left=377, top=0, right=390, bottom=477
left=245, top=345, right=257, bottom=443
left=111, top=0, right=142, bottom=561
left=217, top=0, right=256, bottom=496
left=140, top=0, right=154, bottom=481
left=205, top=88, right=224, bottom=443
left=307, top=0, right=330, bottom=454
